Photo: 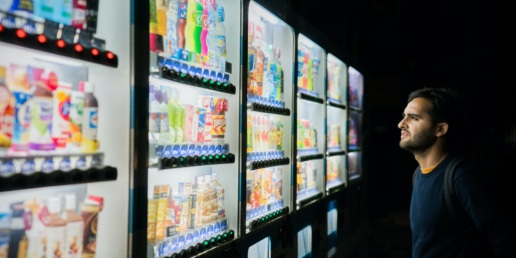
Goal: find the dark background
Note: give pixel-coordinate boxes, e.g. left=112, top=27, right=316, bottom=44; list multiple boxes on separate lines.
left=289, top=0, right=516, bottom=256
left=291, top=0, right=516, bottom=216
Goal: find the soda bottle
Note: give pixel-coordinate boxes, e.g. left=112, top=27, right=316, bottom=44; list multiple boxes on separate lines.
left=166, top=0, right=179, bottom=56
left=200, top=0, right=209, bottom=56
left=193, top=0, right=204, bottom=54
left=167, top=88, right=178, bottom=143
left=184, top=0, right=197, bottom=53
left=81, top=82, right=98, bottom=152
left=177, top=0, right=188, bottom=50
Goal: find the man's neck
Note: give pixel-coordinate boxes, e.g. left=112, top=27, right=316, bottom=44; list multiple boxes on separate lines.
left=414, top=145, right=449, bottom=170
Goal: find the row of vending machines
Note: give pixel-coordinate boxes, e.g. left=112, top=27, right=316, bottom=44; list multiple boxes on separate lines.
left=0, top=0, right=364, bottom=257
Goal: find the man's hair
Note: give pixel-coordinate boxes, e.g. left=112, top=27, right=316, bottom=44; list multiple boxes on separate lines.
left=407, top=87, right=469, bottom=151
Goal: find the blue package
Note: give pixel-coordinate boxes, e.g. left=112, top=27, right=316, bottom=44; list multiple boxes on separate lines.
left=76, top=156, right=87, bottom=169
left=209, top=70, right=216, bottom=80
left=172, top=145, right=181, bottom=157
left=200, top=227, right=207, bottom=239
left=214, top=145, right=221, bottom=154
left=202, top=68, right=210, bottom=79
left=163, top=145, right=172, bottom=157
left=0, top=159, right=16, bottom=176
left=172, top=60, right=180, bottom=71
left=187, top=144, right=196, bottom=156
left=59, top=156, right=71, bottom=171
left=195, top=145, right=202, bottom=156
left=41, top=158, right=54, bottom=172
left=216, top=72, right=223, bottom=82
left=185, top=233, right=193, bottom=246
left=188, top=65, right=196, bottom=76
left=195, top=67, right=203, bottom=77
left=21, top=158, right=36, bottom=174
left=208, top=145, right=215, bottom=155
left=180, top=63, right=188, bottom=74
left=179, top=145, right=188, bottom=156
left=155, top=145, right=164, bottom=157
left=223, top=74, right=230, bottom=83
left=201, top=145, right=209, bottom=155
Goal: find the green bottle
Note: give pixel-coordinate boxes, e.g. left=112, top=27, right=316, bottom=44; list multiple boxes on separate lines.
left=172, top=90, right=185, bottom=143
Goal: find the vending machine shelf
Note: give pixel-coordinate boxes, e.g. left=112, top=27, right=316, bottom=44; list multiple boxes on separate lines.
left=0, top=165, right=117, bottom=192
left=0, top=12, right=118, bottom=67
left=247, top=207, right=289, bottom=231
left=158, top=66, right=236, bottom=94
left=297, top=92, right=324, bottom=104
left=153, top=228, right=235, bottom=258
left=327, top=101, right=347, bottom=110
left=327, top=182, right=346, bottom=195
left=297, top=153, right=324, bottom=162
left=247, top=103, right=291, bottom=116
left=157, top=153, right=236, bottom=170
left=296, top=192, right=323, bottom=208
left=326, top=150, right=346, bottom=157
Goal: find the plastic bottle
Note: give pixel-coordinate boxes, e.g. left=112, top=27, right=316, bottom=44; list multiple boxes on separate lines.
left=176, top=0, right=188, bottom=50
left=166, top=0, right=179, bottom=56
left=275, top=48, right=284, bottom=102
left=69, top=82, right=85, bottom=149
left=193, top=0, right=204, bottom=54
left=184, top=0, right=197, bottom=53
left=214, top=5, right=226, bottom=71
left=215, top=5, right=226, bottom=58
left=45, top=197, right=67, bottom=258
left=167, top=89, right=180, bottom=143
left=81, top=82, right=98, bottom=152
left=159, top=86, right=170, bottom=144
left=149, top=85, right=161, bottom=144
left=174, top=92, right=185, bottom=143
left=206, top=0, right=217, bottom=67
left=62, top=194, right=83, bottom=258
left=200, top=0, right=209, bottom=56
left=51, top=82, right=72, bottom=150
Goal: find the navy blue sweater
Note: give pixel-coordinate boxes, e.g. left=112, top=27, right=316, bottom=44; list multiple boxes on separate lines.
left=410, top=154, right=515, bottom=258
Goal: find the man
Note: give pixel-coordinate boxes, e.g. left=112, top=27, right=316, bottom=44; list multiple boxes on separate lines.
left=398, top=87, right=515, bottom=258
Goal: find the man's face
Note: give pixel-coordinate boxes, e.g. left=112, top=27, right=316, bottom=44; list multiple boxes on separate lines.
left=398, top=97, right=438, bottom=153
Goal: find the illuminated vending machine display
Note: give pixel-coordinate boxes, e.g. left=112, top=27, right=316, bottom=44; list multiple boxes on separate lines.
left=325, top=54, right=348, bottom=192
left=295, top=34, right=325, bottom=208
left=0, top=0, right=130, bottom=257
left=347, top=66, right=363, bottom=181
left=146, top=0, right=241, bottom=256
left=245, top=1, right=294, bottom=256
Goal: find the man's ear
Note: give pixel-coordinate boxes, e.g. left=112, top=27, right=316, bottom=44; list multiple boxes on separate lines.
left=436, top=123, right=449, bottom=137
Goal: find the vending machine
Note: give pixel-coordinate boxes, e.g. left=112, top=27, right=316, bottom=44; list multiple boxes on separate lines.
left=0, top=0, right=131, bottom=257
left=347, top=66, right=363, bottom=182
left=294, top=33, right=326, bottom=258
left=138, top=0, right=242, bottom=257
left=325, top=53, right=349, bottom=257
left=243, top=1, right=294, bottom=257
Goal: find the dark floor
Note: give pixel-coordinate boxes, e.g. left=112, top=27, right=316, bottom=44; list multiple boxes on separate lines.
left=367, top=209, right=412, bottom=258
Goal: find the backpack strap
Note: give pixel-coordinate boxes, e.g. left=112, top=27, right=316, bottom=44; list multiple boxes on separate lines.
left=443, top=156, right=473, bottom=232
